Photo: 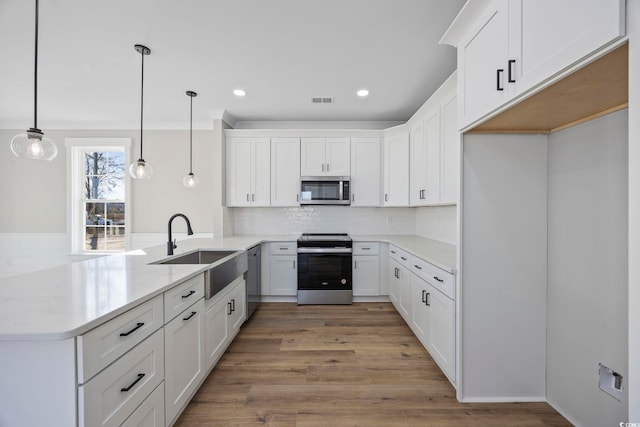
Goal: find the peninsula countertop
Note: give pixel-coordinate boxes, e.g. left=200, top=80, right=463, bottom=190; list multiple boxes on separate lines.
left=0, top=234, right=455, bottom=341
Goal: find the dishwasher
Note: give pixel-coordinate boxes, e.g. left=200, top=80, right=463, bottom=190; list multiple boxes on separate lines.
left=246, top=244, right=261, bottom=319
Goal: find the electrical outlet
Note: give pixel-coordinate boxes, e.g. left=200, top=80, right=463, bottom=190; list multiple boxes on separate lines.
left=599, top=363, right=623, bottom=401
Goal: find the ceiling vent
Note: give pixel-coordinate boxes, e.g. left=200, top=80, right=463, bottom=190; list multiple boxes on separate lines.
left=311, top=97, right=334, bottom=104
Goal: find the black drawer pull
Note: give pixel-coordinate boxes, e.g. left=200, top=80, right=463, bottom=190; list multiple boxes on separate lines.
left=497, top=69, right=504, bottom=91
left=228, top=302, right=232, bottom=315
left=433, top=276, right=444, bottom=283
left=508, top=59, right=516, bottom=83
left=119, top=322, right=144, bottom=337
left=414, top=265, right=422, bottom=270
left=400, top=256, right=407, bottom=261
left=421, top=290, right=426, bottom=303
left=121, top=373, right=145, bottom=392
left=279, top=247, right=289, bottom=250
left=183, top=311, right=197, bottom=321
left=390, top=250, right=396, bottom=254
left=231, top=298, right=235, bottom=312
left=362, top=247, right=370, bottom=250
left=425, top=293, right=431, bottom=306
left=181, top=290, right=196, bottom=299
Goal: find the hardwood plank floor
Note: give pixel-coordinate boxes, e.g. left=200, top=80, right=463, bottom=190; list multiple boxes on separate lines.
left=175, top=303, right=571, bottom=426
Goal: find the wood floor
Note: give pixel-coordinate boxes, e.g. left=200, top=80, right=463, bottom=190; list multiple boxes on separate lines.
left=175, top=303, right=571, bottom=427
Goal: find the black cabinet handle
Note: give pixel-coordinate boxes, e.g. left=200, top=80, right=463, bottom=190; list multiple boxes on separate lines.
left=433, top=276, right=444, bottom=283
left=183, top=311, right=197, bottom=321
left=496, top=69, right=504, bottom=91
left=426, top=293, right=431, bottom=306
left=508, top=59, right=516, bottom=83
left=181, top=290, right=196, bottom=299
left=421, top=290, right=426, bottom=303
left=390, top=250, right=396, bottom=254
left=121, top=373, right=145, bottom=392
left=414, top=265, right=422, bottom=270
left=227, top=302, right=232, bottom=315
left=120, top=322, right=144, bottom=337
left=231, top=298, right=235, bottom=312
left=400, top=256, right=407, bottom=261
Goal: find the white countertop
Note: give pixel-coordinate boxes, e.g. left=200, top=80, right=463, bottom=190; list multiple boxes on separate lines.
left=0, top=234, right=454, bottom=341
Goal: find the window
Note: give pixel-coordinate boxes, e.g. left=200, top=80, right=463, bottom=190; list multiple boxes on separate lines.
left=67, top=138, right=131, bottom=253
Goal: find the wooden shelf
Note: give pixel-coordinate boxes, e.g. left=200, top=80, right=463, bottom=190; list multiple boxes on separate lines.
left=469, top=43, right=628, bottom=134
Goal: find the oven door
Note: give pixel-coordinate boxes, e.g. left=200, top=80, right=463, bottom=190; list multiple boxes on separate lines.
left=297, top=251, right=352, bottom=290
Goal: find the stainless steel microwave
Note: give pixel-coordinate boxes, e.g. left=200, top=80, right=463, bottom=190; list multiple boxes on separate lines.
left=300, top=176, right=350, bottom=205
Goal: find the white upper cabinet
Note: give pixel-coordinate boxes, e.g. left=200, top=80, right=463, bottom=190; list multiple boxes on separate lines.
left=271, top=138, right=300, bottom=206
left=440, top=90, right=459, bottom=205
left=350, top=138, right=381, bottom=206
left=226, top=137, right=270, bottom=207
left=409, top=120, right=426, bottom=206
left=301, top=137, right=350, bottom=176
left=408, top=72, right=459, bottom=206
left=442, top=0, right=625, bottom=130
left=459, top=0, right=511, bottom=128
left=382, top=130, right=409, bottom=207
left=515, top=0, right=625, bottom=96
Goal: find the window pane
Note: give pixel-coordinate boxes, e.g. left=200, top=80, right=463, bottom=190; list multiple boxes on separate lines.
left=85, top=202, right=105, bottom=225
left=85, top=227, right=105, bottom=251
left=105, top=226, right=126, bottom=251
left=106, top=202, right=125, bottom=226
left=83, top=151, right=125, bottom=200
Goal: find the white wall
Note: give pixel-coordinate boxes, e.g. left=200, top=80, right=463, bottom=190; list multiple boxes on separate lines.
left=546, top=110, right=628, bottom=426
left=461, top=133, right=548, bottom=401
left=627, top=0, right=640, bottom=419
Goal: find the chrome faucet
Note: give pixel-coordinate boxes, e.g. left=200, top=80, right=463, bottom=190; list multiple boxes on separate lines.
left=167, top=213, right=194, bottom=255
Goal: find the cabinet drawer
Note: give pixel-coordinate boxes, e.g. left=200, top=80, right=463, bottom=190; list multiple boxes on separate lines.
left=389, top=245, right=411, bottom=267
left=354, top=242, right=379, bottom=255
left=410, top=255, right=455, bottom=300
left=270, top=242, right=297, bottom=255
left=164, top=274, right=205, bottom=323
left=78, top=328, right=164, bottom=427
left=77, top=295, right=163, bottom=384
left=121, top=382, right=164, bottom=427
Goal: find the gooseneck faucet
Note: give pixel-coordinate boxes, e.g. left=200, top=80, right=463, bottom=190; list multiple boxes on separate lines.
left=167, top=213, right=194, bottom=255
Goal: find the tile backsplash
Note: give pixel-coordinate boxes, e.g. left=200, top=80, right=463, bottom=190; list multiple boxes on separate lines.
left=230, top=207, right=417, bottom=235
left=229, top=205, right=458, bottom=244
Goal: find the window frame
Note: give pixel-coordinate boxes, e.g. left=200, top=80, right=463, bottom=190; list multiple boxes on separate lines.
left=66, top=138, right=132, bottom=254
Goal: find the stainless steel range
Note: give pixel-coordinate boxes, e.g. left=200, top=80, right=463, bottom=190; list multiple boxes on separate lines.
left=297, top=233, right=353, bottom=305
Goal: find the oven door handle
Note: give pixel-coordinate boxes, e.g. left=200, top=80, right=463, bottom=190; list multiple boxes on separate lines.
left=297, top=248, right=353, bottom=254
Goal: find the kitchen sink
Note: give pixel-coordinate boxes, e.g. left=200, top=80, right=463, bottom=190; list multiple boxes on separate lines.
left=157, top=250, right=238, bottom=265
left=153, top=249, right=248, bottom=299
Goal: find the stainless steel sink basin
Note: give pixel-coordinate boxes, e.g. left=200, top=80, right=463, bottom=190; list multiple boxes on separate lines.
left=154, top=250, right=248, bottom=299
left=157, top=250, right=238, bottom=265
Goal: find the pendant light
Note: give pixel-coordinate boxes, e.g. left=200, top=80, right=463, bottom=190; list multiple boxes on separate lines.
left=183, top=91, right=199, bottom=188
left=129, top=44, right=153, bottom=179
left=10, top=0, right=57, bottom=161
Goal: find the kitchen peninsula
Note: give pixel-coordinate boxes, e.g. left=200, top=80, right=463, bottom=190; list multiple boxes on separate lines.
left=0, top=234, right=455, bottom=426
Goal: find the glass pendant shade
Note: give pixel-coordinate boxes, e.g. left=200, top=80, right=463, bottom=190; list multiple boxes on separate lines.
left=10, top=128, right=57, bottom=161
left=183, top=172, right=199, bottom=188
left=130, top=44, right=152, bottom=179
left=183, top=90, right=199, bottom=188
left=129, top=158, right=153, bottom=179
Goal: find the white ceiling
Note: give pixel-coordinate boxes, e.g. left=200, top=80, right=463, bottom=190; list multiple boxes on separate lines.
left=0, top=0, right=465, bottom=130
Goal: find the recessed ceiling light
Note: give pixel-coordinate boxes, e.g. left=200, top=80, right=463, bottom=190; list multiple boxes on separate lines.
left=233, top=89, right=246, bottom=97
left=357, top=89, right=369, bottom=97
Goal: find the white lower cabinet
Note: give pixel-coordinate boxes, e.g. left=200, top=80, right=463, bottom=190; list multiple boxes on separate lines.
left=389, top=244, right=456, bottom=385
left=268, top=243, right=298, bottom=296
left=204, top=275, right=246, bottom=371
left=410, top=274, right=455, bottom=382
left=78, top=328, right=165, bottom=427
left=121, top=382, right=165, bottom=427
left=353, top=242, right=380, bottom=296
left=164, top=298, right=205, bottom=426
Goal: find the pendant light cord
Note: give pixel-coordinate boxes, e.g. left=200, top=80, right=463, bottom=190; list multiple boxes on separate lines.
left=33, top=0, right=39, bottom=130
left=139, top=49, right=145, bottom=160
left=189, top=95, right=193, bottom=173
